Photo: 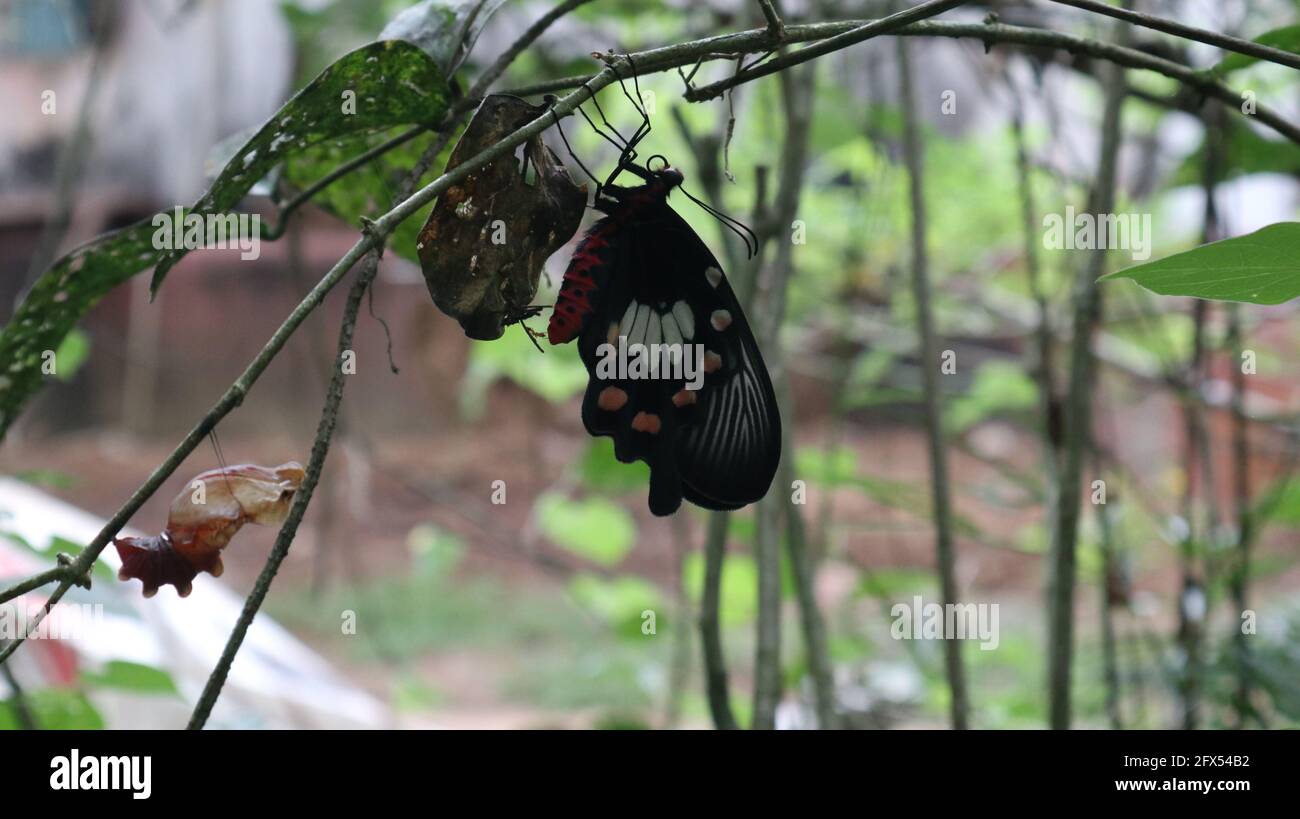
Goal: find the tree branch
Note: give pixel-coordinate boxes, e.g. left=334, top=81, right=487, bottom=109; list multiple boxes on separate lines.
left=0, top=564, right=76, bottom=607
left=685, top=0, right=968, bottom=102
left=187, top=251, right=378, bottom=730
left=699, top=511, right=739, bottom=729
left=756, top=0, right=785, bottom=42
left=268, top=11, right=1300, bottom=232
left=897, top=33, right=970, bottom=731
left=1046, top=9, right=1130, bottom=732
left=1047, top=0, right=1300, bottom=72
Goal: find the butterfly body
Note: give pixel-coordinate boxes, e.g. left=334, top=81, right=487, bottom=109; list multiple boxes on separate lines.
left=547, top=168, right=781, bottom=516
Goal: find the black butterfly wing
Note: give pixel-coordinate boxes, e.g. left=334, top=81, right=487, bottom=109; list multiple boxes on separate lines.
left=648, top=204, right=781, bottom=511
left=574, top=212, right=690, bottom=515
left=573, top=193, right=781, bottom=515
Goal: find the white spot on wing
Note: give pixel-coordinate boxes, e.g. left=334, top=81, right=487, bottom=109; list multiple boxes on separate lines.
left=630, top=303, right=651, bottom=343
left=661, top=312, right=683, bottom=346
left=705, top=266, right=723, bottom=288
left=711, top=309, right=733, bottom=331
left=671, top=301, right=694, bottom=340
left=646, top=311, right=662, bottom=346
left=620, top=301, right=638, bottom=337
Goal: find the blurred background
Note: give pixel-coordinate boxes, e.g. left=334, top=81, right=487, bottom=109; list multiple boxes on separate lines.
left=1, top=0, right=1299, bottom=729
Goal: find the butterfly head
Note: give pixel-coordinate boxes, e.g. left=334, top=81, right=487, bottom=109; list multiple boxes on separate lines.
left=654, top=166, right=684, bottom=189
left=645, top=155, right=683, bottom=191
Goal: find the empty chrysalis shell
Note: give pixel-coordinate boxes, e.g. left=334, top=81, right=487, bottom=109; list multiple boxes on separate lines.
left=113, top=462, right=305, bottom=598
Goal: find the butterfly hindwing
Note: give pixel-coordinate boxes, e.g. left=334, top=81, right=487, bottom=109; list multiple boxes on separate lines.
left=642, top=203, right=782, bottom=511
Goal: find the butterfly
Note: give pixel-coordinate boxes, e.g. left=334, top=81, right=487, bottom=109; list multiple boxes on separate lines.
left=543, top=71, right=781, bottom=516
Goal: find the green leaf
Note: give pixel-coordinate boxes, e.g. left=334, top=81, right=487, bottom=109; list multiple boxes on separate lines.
left=152, top=40, right=450, bottom=293
left=1257, top=476, right=1300, bottom=525
left=461, top=328, right=588, bottom=413
left=1213, top=24, right=1300, bottom=75
left=567, top=573, right=664, bottom=639
left=1101, top=222, right=1300, bottom=304
left=11, top=469, right=76, bottom=490
left=0, top=40, right=450, bottom=442
left=1170, top=120, right=1300, bottom=186
left=945, top=360, right=1038, bottom=433
left=682, top=551, right=758, bottom=626
left=283, top=127, right=449, bottom=265
left=536, top=492, right=636, bottom=566
left=380, top=0, right=506, bottom=74
left=80, top=660, right=180, bottom=695
left=0, top=689, right=105, bottom=729
left=578, top=438, right=650, bottom=495
left=51, top=329, right=90, bottom=382
left=406, top=523, right=466, bottom=578
left=858, top=568, right=935, bottom=599
left=795, top=445, right=859, bottom=487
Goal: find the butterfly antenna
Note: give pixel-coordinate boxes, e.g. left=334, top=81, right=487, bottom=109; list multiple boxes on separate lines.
left=681, top=185, right=759, bottom=258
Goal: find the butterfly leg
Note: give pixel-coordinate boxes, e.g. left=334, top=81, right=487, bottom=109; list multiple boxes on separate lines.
left=546, top=98, right=603, bottom=198
left=610, top=54, right=652, bottom=154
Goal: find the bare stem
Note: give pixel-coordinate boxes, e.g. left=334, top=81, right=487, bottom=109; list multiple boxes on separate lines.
left=699, top=511, right=739, bottom=729
left=0, top=565, right=72, bottom=607
left=187, top=251, right=379, bottom=730
left=686, top=1, right=968, bottom=102
left=756, top=0, right=785, bottom=41
left=1046, top=11, right=1130, bottom=732
left=1047, top=0, right=1300, bottom=72
left=897, top=33, right=969, bottom=730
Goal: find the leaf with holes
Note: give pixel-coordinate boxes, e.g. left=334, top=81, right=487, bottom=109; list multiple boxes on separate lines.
left=1101, top=222, right=1300, bottom=305
left=151, top=39, right=450, bottom=294
left=283, top=125, right=450, bottom=266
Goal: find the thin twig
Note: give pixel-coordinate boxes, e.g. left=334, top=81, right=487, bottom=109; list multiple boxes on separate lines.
left=264, top=124, right=432, bottom=241
left=685, top=1, right=969, bottom=102
left=1091, top=451, right=1124, bottom=729
left=751, top=487, right=783, bottom=729
left=780, top=395, right=837, bottom=729
left=897, top=34, right=969, bottom=731
left=748, top=61, right=819, bottom=733
left=0, top=565, right=73, bottom=607
left=1046, top=9, right=1130, bottom=731
left=699, top=511, right=739, bottom=729
left=1227, top=303, right=1256, bottom=728
left=0, top=655, right=36, bottom=729
left=187, top=252, right=379, bottom=730
left=266, top=12, right=1300, bottom=230
left=18, top=6, right=110, bottom=296
left=470, top=0, right=598, bottom=100
left=1047, top=0, right=1300, bottom=72
left=756, top=0, right=785, bottom=42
